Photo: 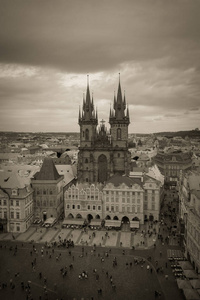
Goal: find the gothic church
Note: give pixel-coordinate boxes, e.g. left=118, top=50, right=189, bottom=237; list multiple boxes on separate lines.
left=78, top=77, right=131, bottom=184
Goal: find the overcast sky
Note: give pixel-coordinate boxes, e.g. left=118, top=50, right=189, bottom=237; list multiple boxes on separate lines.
left=0, top=0, right=200, bottom=133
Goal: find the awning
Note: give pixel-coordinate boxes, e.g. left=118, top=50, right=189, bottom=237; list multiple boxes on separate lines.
left=90, top=219, right=102, bottom=226
left=183, top=288, right=200, bottom=300
left=130, top=221, right=140, bottom=228
left=183, top=270, right=199, bottom=279
left=177, top=279, right=192, bottom=289
left=190, top=279, right=200, bottom=289
left=44, top=217, right=56, bottom=225
left=62, top=219, right=84, bottom=226
left=178, top=261, right=193, bottom=270
left=105, top=220, right=121, bottom=227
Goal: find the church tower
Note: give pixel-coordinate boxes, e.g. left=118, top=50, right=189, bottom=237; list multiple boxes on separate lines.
left=78, top=76, right=98, bottom=148
left=109, top=75, right=131, bottom=175
left=77, top=75, right=131, bottom=184
left=78, top=77, right=98, bottom=183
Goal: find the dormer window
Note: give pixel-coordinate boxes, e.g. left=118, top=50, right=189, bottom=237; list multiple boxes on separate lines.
left=12, top=189, right=18, bottom=196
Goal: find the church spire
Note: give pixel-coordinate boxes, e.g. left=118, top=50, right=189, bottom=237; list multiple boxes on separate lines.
left=78, top=76, right=98, bottom=125
left=109, top=74, right=130, bottom=125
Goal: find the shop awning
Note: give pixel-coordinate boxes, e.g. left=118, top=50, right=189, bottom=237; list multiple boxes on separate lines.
left=183, top=288, right=200, bottom=300
left=90, top=219, right=102, bottom=226
left=105, top=220, right=121, bottom=227
left=44, top=217, right=56, bottom=225
left=62, top=219, right=84, bottom=226
left=130, top=221, right=140, bottom=228
left=178, top=261, right=193, bottom=270
left=183, top=270, right=199, bottom=279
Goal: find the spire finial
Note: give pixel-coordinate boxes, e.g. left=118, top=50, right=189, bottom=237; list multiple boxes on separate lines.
left=87, top=74, right=89, bottom=87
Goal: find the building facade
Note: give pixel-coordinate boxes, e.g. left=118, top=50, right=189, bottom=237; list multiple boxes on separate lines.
left=64, top=173, right=162, bottom=225
left=64, top=183, right=103, bottom=221
left=0, top=173, right=34, bottom=233
left=78, top=78, right=131, bottom=184
left=178, top=170, right=200, bottom=273
left=31, top=157, right=64, bottom=221
left=154, top=151, right=192, bottom=189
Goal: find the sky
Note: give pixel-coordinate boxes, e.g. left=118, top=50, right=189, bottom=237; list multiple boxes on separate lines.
left=0, top=0, right=200, bottom=134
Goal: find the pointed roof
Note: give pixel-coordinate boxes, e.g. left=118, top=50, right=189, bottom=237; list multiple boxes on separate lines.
left=34, top=157, right=62, bottom=181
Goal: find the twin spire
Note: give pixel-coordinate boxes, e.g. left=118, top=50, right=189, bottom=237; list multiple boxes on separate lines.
left=79, top=74, right=130, bottom=126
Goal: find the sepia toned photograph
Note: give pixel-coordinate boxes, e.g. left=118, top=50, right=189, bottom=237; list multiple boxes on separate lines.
left=0, top=1, right=200, bottom=299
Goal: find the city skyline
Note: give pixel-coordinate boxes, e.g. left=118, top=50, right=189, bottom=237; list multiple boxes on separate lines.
left=0, top=0, right=200, bottom=134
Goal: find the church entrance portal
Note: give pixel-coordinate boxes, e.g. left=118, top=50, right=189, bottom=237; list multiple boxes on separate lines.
left=98, top=154, right=107, bottom=183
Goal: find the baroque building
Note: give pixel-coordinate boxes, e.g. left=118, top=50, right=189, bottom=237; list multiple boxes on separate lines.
left=78, top=78, right=131, bottom=184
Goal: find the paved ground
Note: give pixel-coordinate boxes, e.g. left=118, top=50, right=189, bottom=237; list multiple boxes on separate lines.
left=0, top=190, right=194, bottom=300
left=0, top=221, right=158, bottom=250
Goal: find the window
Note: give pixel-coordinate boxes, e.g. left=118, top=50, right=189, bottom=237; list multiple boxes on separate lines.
left=106, top=206, right=109, bottom=211
left=85, top=158, right=88, bottom=163
left=93, top=205, right=96, bottom=210
left=16, top=226, right=20, bottom=232
left=88, top=205, right=90, bottom=210
left=67, top=204, right=70, bottom=209
left=85, top=128, right=89, bottom=141
left=117, top=128, right=121, bottom=140
left=16, top=212, right=20, bottom=219
left=16, top=200, right=19, bottom=206
left=4, top=199, right=7, bottom=206
left=0, top=200, right=1, bottom=205
left=11, top=200, right=13, bottom=206
left=4, top=211, right=7, bottom=218
left=111, top=206, right=114, bottom=212
left=77, top=205, right=80, bottom=209
left=98, top=206, right=101, bottom=210
left=10, top=211, right=14, bottom=218
left=115, top=206, right=119, bottom=212
left=72, top=205, right=75, bottom=209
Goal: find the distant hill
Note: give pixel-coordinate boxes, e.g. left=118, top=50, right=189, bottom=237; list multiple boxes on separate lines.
left=154, top=130, right=200, bottom=139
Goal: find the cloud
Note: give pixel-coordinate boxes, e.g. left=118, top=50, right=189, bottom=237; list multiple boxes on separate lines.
left=0, top=0, right=200, bottom=133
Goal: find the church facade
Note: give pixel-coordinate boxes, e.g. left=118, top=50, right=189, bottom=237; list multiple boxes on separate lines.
left=77, top=78, right=131, bottom=184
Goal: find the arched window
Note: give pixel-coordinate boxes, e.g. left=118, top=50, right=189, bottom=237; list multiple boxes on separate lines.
left=85, top=158, right=88, bottom=163
left=117, top=128, right=121, bottom=140
left=85, top=129, right=89, bottom=141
